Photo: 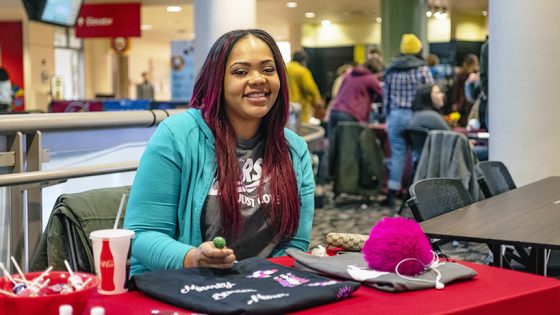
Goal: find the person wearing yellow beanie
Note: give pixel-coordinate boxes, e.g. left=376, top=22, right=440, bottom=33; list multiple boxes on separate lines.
left=382, top=33, right=433, bottom=209
left=400, top=34, right=423, bottom=55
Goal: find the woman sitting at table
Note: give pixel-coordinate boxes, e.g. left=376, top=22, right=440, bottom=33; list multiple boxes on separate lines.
left=409, top=83, right=449, bottom=131
left=409, top=84, right=488, bottom=161
left=124, top=29, right=315, bottom=275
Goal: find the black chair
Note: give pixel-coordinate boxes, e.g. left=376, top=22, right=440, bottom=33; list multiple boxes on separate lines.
left=476, top=161, right=517, bottom=197
left=407, top=178, right=473, bottom=222
left=475, top=161, right=532, bottom=270
left=405, top=178, right=474, bottom=255
left=413, top=130, right=482, bottom=201
left=397, top=127, right=429, bottom=215
left=328, top=122, right=385, bottom=205
left=406, top=127, right=430, bottom=165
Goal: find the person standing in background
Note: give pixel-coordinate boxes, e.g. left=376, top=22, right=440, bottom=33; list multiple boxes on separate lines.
left=0, top=67, right=13, bottom=113
left=365, top=48, right=385, bottom=81
left=382, top=34, right=433, bottom=208
left=286, top=51, right=324, bottom=123
left=450, top=54, right=479, bottom=127
left=328, top=63, right=383, bottom=135
left=136, top=72, right=155, bottom=100
left=479, top=37, right=489, bottom=130
left=330, top=64, right=353, bottom=99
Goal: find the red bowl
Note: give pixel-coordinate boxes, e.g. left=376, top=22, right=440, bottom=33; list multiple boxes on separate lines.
left=0, top=271, right=98, bottom=315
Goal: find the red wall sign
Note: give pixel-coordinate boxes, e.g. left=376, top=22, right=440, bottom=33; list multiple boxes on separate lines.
left=0, top=21, right=25, bottom=111
left=75, top=3, right=141, bottom=38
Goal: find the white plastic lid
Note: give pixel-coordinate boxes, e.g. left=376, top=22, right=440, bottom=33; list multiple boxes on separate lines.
left=89, top=229, right=135, bottom=240
left=59, top=304, right=73, bottom=315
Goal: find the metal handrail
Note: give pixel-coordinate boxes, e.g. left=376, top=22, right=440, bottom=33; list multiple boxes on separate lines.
left=0, top=125, right=323, bottom=188
left=0, top=161, right=138, bottom=187
left=298, top=124, right=325, bottom=143
left=0, top=109, right=185, bottom=133
left=0, top=108, right=324, bottom=272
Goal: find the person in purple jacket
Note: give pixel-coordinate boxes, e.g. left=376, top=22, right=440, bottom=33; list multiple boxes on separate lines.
left=327, top=64, right=383, bottom=137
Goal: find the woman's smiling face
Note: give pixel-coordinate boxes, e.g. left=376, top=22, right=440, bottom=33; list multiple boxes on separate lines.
left=222, top=35, right=280, bottom=129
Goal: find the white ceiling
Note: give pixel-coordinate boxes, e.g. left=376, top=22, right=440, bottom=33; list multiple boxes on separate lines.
left=1, top=0, right=488, bottom=41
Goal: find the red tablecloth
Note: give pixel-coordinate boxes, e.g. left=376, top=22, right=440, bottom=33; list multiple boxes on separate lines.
left=84, top=256, right=560, bottom=315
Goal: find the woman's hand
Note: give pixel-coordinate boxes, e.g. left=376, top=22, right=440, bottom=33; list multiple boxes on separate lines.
left=466, top=72, right=480, bottom=83
left=184, top=241, right=236, bottom=269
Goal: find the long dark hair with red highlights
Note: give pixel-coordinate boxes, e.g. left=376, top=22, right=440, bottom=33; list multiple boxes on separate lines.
left=190, top=29, right=299, bottom=242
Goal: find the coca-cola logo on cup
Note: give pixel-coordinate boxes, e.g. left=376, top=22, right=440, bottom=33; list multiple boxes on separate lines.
left=100, top=260, right=115, bottom=268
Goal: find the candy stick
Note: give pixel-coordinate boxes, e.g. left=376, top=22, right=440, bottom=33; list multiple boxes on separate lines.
left=36, top=266, right=53, bottom=280
left=13, top=278, right=30, bottom=284
left=0, top=262, right=16, bottom=284
left=39, top=278, right=51, bottom=289
left=10, top=256, right=27, bottom=282
left=0, top=288, right=17, bottom=297
left=63, top=260, right=75, bottom=277
left=64, top=260, right=83, bottom=289
left=31, top=266, right=52, bottom=286
left=78, top=277, right=92, bottom=290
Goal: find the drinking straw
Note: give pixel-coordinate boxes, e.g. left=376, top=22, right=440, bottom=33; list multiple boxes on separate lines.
left=113, top=193, right=127, bottom=230
left=10, top=256, right=27, bottom=282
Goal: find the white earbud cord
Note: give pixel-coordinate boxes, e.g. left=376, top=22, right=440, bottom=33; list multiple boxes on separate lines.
left=394, top=251, right=445, bottom=289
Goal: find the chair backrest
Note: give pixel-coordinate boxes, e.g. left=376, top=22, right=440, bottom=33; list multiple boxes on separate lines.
left=413, top=130, right=482, bottom=201
left=405, top=127, right=429, bottom=154
left=407, top=178, right=474, bottom=222
left=328, top=121, right=384, bottom=196
left=475, top=161, right=517, bottom=197
left=404, top=127, right=429, bottom=165
left=31, top=186, right=131, bottom=273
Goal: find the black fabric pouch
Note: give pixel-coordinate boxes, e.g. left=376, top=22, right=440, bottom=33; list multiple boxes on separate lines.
left=131, top=257, right=360, bottom=315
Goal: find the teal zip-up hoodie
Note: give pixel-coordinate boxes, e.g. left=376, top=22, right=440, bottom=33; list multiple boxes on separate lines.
left=124, top=109, right=315, bottom=275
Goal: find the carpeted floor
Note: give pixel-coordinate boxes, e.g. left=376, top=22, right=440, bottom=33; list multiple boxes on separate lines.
left=309, top=188, right=491, bottom=265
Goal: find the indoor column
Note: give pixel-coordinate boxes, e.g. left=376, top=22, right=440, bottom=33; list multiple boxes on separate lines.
left=490, top=0, right=560, bottom=185
left=381, top=0, right=427, bottom=59
left=193, top=0, right=256, bottom=72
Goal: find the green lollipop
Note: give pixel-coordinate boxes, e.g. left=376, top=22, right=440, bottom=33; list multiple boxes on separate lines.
left=213, top=236, right=226, bottom=249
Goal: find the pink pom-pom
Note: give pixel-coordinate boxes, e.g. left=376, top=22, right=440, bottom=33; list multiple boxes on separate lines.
left=362, top=217, right=433, bottom=276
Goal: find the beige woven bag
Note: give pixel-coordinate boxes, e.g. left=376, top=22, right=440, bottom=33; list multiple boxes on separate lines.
left=325, top=233, right=369, bottom=251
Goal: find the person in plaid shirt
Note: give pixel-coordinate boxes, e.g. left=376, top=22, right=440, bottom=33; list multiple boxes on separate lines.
left=383, top=34, right=433, bottom=208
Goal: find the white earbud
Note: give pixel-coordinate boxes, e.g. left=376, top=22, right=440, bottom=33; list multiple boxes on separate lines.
left=394, top=251, right=446, bottom=290
left=432, top=264, right=444, bottom=290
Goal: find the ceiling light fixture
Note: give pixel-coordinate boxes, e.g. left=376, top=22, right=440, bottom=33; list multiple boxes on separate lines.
left=305, top=12, right=316, bottom=18
left=286, top=2, right=298, bottom=8
left=482, top=10, right=488, bottom=16
left=321, top=20, right=332, bottom=27
left=376, top=17, right=382, bottom=23
left=167, top=6, right=182, bottom=13
left=427, top=6, right=448, bottom=20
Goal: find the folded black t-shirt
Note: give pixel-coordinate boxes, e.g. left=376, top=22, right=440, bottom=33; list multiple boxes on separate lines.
left=131, top=257, right=360, bottom=315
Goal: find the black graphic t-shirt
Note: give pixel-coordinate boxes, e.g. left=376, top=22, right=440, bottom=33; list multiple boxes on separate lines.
left=132, top=257, right=360, bottom=315
left=202, top=134, right=277, bottom=260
